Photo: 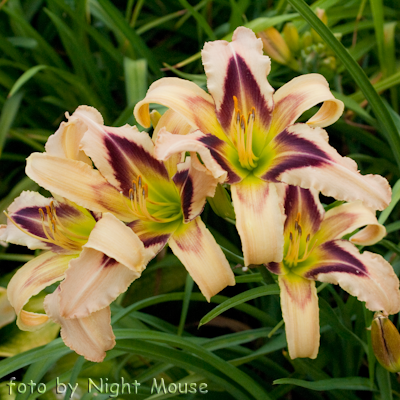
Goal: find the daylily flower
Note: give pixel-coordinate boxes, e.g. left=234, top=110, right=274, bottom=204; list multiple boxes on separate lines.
left=134, top=26, right=391, bottom=267
left=25, top=107, right=235, bottom=302
left=265, top=184, right=400, bottom=359
left=0, top=191, right=147, bottom=362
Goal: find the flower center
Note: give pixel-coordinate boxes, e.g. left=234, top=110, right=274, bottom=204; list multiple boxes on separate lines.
left=126, top=175, right=181, bottom=223
left=284, top=212, right=316, bottom=268
left=232, top=96, right=258, bottom=170
left=5, top=202, right=88, bottom=252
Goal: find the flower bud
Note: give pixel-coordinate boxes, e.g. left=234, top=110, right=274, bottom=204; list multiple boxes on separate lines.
left=207, top=184, right=236, bottom=221
left=316, top=8, right=328, bottom=25
left=302, top=31, right=313, bottom=49
left=283, top=23, right=300, bottom=53
left=257, top=27, right=292, bottom=65
left=371, top=312, right=400, bottom=373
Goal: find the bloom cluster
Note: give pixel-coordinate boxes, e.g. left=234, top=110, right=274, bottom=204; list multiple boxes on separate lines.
left=1, top=27, right=399, bottom=362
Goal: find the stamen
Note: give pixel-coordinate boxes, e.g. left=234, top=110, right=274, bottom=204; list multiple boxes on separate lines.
left=231, top=97, right=258, bottom=170
left=125, top=175, right=167, bottom=222
left=284, top=213, right=316, bottom=267
left=4, top=204, right=85, bottom=252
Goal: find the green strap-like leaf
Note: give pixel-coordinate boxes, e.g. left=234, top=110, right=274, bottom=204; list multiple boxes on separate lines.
left=319, top=298, right=368, bottom=353
left=116, top=339, right=253, bottom=400
left=8, top=65, right=47, bottom=98
left=0, top=91, right=24, bottom=157
left=273, top=377, right=376, bottom=391
left=199, top=285, right=279, bottom=327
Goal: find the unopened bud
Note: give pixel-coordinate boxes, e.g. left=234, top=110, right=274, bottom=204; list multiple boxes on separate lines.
left=316, top=8, right=328, bottom=25
left=207, top=184, right=236, bottom=221
left=302, top=31, right=313, bottom=49
left=283, top=23, right=300, bottom=53
left=257, top=27, right=292, bottom=65
left=371, top=312, right=400, bottom=373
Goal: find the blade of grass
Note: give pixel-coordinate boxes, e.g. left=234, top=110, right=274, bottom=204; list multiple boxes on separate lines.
left=115, top=330, right=271, bottom=400
left=370, top=0, right=385, bottom=75
left=199, top=285, right=280, bottom=327
left=116, top=339, right=253, bottom=400
left=8, top=65, right=47, bottom=98
left=177, top=274, right=194, bottom=336
left=93, top=0, right=163, bottom=78
left=378, top=179, right=400, bottom=224
left=273, top=377, right=376, bottom=391
left=0, top=338, right=70, bottom=379
left=63, top=356, right=85, bottom=400
left=176, top=0, right=216, bottom=40
left=112, top=292, right=275, bottom=326
left=0, top=91, right=24, bottom=156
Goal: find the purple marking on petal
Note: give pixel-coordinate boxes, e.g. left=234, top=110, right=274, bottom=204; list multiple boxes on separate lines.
left=306, top=264, right=368, bottom=278
left=89, top=210, right=102, bottom=222
left=305, top=241, right=367, bottom=279
left=283, top=186, right=322, bottom=233
left=141, top=235, right=169, bottom=249
left=128, top=220, right=170, bottom=250
left=173, top=169, right=189, bottom=189
left=104, top=132, right=169, bottom=196
left=199, top=134, right=241, bottom=183
left=181, top=176, right=193, bottom=221
left=218, top=55, right=272, bottom=130
left=266, top=262, right=282, bottom=275
left=217, top=58, right=239, bottom=130
left=263, top=129, right=330, bottom=182
left=54, top=203, right=81, bottom=220
left=101, top=254, right=118, bottom=268
left=13, top=207, right=48, bottom=239
left=174, top=223, right=202, bottom=254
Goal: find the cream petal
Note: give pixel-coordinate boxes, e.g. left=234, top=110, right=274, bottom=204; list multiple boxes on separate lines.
left=59, top=213, right=147, bottom=318
left=0, top=287, right=15, bottom=328
left=173, top=156, right=221, bottom=222
left=303, top=240, right=400, bottom=315
left=152, top=109, right=191, bottom=177
left=7, top=251, right=75, bottom=331
left=265, top=124, right=391, bottom=211
left=45, top=106, right=103, bottom=165
left=279, top=274, right=320, bottom=359
left=316, top=201, right=386, bottom=246
left=79, top=115, right=172, bottom=199
left=202, top=27, right=274, bottom=135
left=134, top=77, right=226, bottom=141
left=84, top=212, right=147, bottom=270
left=168, top=218, right=235, bottom=301
left=154, top=128, right=242, bottom=183
left=59, top=249, right=140, bottom=319
left=270, top=74, right=343, bottom=136
left=26, top=153, right=133, bottom=221
left=44, top=289, right=115, bottom=362
left=231, top=179, right=285, bottom=266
